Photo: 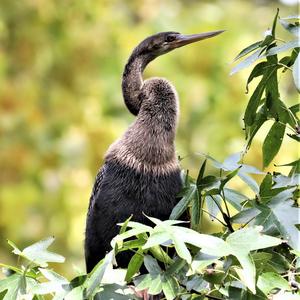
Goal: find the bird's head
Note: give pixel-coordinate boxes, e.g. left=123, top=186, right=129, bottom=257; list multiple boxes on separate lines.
left=135, top=30, right=225, bottom=58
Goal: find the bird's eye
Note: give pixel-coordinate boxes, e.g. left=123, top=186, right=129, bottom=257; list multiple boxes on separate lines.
left=165, top=35, right=176, bottom=42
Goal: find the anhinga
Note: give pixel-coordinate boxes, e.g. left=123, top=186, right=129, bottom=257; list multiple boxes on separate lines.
left=85, top=30, right=224, bottom=273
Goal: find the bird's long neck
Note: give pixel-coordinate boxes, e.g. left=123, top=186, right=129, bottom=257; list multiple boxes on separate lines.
left=122, top=52, right=154, bottom=115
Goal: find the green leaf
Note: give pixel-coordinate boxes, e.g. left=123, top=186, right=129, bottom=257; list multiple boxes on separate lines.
left=119, top=215, right=132, bottom=234
left=255, top=189, right=300, bottom=251
left=125, top=249, right=144, bottom=282
left=244, top=79, right=267, bottom=126
left=224, top=189, right=248, bottom=210
left=245, top=104, right=268, bottom=148
left=148, top=274, right=162, bottom=295
left=281, top=15, right=300, bottom=20
left=220, top=167, right=240, bottom=190
left=257, top=272, right=290, bottom=295
left=143, top=231, right=172, bottom=249
left=20, top=237, right=65, bottom=267
left=246, top=61, right=268, bottom=92
left=233, top=40, right=263, bottom=61
left=94, top=284, right=137, bottom=300
left=190, top=189, right=201, bottom=229
left=196, top=159, right=207, bottom=186
left=259, top=173, right=273, bottom=198
left=0, top=274, right=38, bottom=300
left=161, top=275, right=179, bottom=300
left=271, top=8, right=280, bottom=36
left=85, top=250, right=114, bottom=298
left=0, top=274, right=20, bottom=300
left=64, top=286, right=84, bottom=300
left=275, top=159, right=300, bottom=174
left=238, top=172, right=259, bottom=193
left=7, top=240, right=21, bottom=255
left=226, top=226, right=282, bottom=293
left=172, top=234, right=192, bottom=263
left=31, top=268, right=69, bottom=297
left=150, top=245, right=173, bottom=265
left=190, top=252, right=219, bottom=274
left=262, top=122, right=285, bottom=168
left=169, top=184, right=197, bottom=220
left=230, top=49, right=263, bottom=75
left=231, top=208, right=260, bottom=224
left=267, top=40, right=299, bottom=56
left=164, top=258, right=186, bottom=277
left=205, top=195, right=222, bottom=220
left=144, top=255, right=162, bottom=275
left=293, top=53, right=300, bottom=92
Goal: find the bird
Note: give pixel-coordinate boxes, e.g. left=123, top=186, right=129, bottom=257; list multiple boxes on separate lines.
left=84, top=30, right=224, bottom=274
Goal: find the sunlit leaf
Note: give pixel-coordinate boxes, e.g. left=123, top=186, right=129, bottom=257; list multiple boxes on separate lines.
left=279, top=19, right=300, bottom=37
left=233, top=40, right=262, bottom=61
left=20, top=237, right=65, bottom=267
left=293, top=53, right=300, bottom=92
left=230, top=49, right=263, bottom=75
left=161, top=275, right=179, bottom=300
left=257, top=272, right=290, bottom=295
left=85, top=250, right=114, bottom=298
left=267, top=40, right=299, bottom=56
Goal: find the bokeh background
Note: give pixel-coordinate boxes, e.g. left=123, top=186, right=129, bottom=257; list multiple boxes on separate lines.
left=0, top=0, right=298, bottom=278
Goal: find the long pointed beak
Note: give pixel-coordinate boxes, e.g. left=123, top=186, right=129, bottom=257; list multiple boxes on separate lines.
left=173, top=30, right=225, bottom=48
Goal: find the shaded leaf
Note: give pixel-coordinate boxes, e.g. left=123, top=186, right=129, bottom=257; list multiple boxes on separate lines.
left=170, top=184, right=197, bottom=220
left=125, top=249, right=144, bottom=282
left=144, top=255, right=161, bottom=275
left=262, top=122, right=285, bottom=168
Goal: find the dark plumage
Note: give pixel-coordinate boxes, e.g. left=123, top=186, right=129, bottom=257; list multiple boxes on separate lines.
left=85, top=30, right=224, bottom=273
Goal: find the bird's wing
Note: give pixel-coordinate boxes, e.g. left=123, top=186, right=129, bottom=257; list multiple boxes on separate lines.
left=88, top=164, right=107, bottom=212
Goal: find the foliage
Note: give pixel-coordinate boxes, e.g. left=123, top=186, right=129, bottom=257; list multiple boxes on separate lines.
left=0, top=8, right=299, bottom=300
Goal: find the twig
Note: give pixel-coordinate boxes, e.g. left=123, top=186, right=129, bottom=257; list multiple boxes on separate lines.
left=202, top=209, right=227, bottom=226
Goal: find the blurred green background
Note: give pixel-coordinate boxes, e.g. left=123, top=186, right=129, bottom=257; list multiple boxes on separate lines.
left=0, top=0, right=298, bottom=278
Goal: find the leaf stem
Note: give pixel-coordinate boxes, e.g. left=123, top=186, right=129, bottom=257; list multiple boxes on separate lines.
left=202, top=209, right=227, bottom=226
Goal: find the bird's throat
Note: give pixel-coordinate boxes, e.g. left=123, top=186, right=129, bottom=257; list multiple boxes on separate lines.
left=122, top=53, right=153, bottom=116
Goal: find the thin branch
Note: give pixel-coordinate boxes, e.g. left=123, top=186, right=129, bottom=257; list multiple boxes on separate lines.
left=202, top=209, right=227, bottom=227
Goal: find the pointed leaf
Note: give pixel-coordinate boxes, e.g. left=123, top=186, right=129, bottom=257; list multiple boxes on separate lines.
left=231, top=49, right=263, bottom=75
left=262, top=122, right=286, bottom=168
left=85, top=250, right=114, bottom=298
left=125, top=250, right=144, bottom=282
left=169, top=184, right=197, bottom=220
left=234, top=40, right=263, bottom=61
left=21, top=237, right=65, bottom=267
left=144, top=255, right=162, bottom=275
